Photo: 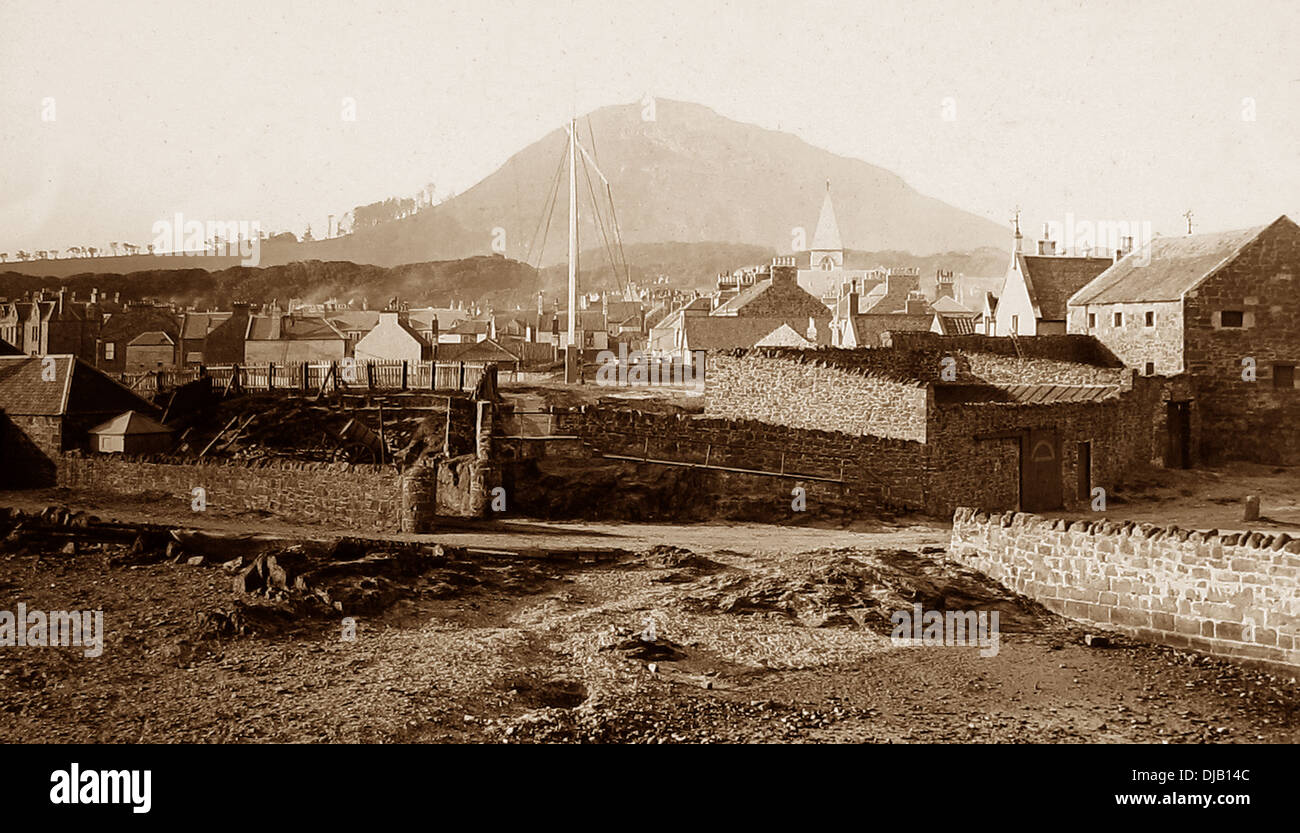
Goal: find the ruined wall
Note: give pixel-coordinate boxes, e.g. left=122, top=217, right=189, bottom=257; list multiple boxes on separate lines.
left=949, top=508, right=1300, bottom=671
left=705, top=352, right=929, bottom=441
left=57, top=453, right=403, bottom=533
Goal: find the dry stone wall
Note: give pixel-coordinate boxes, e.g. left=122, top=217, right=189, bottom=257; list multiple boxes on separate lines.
left=950, top=507, right=1300, bottom=671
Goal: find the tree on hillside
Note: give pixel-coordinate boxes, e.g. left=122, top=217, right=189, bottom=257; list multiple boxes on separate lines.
left=110, top=242, right=119, bottom=256
left=303, top=225, right=314, bottom=242
left=87, top=247, right=98, bottom=257
left=0, top=253, right=7, bottom=262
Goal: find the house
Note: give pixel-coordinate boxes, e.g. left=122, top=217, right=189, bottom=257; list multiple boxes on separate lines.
left=830, top=277, right=935, bottom=347
left=975, top=292, right=999, bottom=335
left=437, top=338, right=524, bottom=369
left=96, top=304, right=181, bottom=374
left=0, top=355, right=160, bottom=486
left=179, top=311, right=232, bottom=365
left=438, top=319, right=491, bottom=345
left=244, top=314, right=348, bottom=364
left=354, top=310, right=434, bottom=363
left=994, top=223, right=1114, bottom=336
left=124, top=331, right=176, bottom=371
left=655, top=259, right=834, bottom=359
left=199, top=303, right=251, bottom=365
left=87, top=410, right=173, bottom=455
left=1068, top=215, right=1300, bottom=465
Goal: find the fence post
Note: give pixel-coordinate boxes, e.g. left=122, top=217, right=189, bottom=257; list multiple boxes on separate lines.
left=401, top=360, right=408, bottom=391
left=458, top=362, right=465, bottom=391
left=366, top=361, right=375, bottom=391
left=268, top=362, right=275, bottom=390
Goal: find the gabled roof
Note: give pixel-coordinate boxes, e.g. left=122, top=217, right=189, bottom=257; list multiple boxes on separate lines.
left=810, top=186, right=843, bottom=252
left=88, top=409, right=172, bottom=436
left=437, top=338, right=520, bottom=363
left=931, top=295, right=974, bottom=315
left=0, top=355, right=73, bottom=415
left=1069, top=217, right=1293, bottom=305
left=683, top=316, right=830, bottom=350
left=1016, top=254, right=1114, bottom=321
left=0, top=355, right=154, bottom=417
left=247, top=315, right=346, bottom=341
left=181, top=311, right=231, bottom=339
left=129, top=330, right=175, bottom=347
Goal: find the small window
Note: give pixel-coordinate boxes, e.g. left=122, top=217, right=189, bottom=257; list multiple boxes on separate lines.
left=104, top=342, right=115, bottom=360
left=1087, top=313, right=1096, bottom=329
left=1221, top=310, right=1245, bottom=328
left=1276, top=364, right=1296, bottom=389
left=1010, top=315, right=1019, bottom=335
left=1144, top=310, right=1155, bottom=327
left=1113, top=312, right=1123, bottom=327
left=1144, top=361, right=1155, bottom=376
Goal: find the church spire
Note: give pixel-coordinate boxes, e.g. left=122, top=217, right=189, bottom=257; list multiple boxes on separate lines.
left=810, top=181, right=843, bottom=256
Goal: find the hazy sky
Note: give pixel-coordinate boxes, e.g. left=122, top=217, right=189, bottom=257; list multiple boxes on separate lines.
left=2, top=0, right=1297, bottom=254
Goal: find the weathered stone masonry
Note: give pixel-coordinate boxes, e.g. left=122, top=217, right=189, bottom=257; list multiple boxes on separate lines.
left=949, top=507, right=1300, bottom=671
left=58, top=453, right=407, bottom=533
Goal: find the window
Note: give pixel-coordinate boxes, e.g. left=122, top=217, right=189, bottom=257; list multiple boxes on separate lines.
left=1010, top=315, right=1018, bottom=335
left=1144, top=310, right=1155, bottom=327
left=1276, top=364, right=1296, bottom=389
left=1087, top=313, right=1096, bottom=329
left=1144, top=361, right=1155, bottom=376
left=104, top=342, right=115, bottom=360
left=1221, top=310, right=1244, bottom=328
left=1113, top=312, right=1123, bottom=327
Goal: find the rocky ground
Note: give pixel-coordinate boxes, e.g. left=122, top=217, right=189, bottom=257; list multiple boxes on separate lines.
left=1, top=505, right=1296, bottom=744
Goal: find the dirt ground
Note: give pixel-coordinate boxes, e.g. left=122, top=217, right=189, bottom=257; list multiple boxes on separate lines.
left=1, top=481, right=1297, bottom=744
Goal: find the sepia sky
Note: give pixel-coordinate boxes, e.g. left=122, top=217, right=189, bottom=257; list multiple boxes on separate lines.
left=1, top=0, right=1298, bottom=254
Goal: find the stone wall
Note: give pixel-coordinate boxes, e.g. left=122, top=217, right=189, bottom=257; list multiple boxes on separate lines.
left=949, top=507, right=1300, bottom=672
left=1, top=414, right=62, bottom=487
left=1067, top=300, right=1185, bottom=375
left=705, top=352, right=929, bottom=441
left=926, top=376, right=1168, bottom=516
left=57, top=453, right=404, bottom=533
left=552, top=405, right=927, bottom=513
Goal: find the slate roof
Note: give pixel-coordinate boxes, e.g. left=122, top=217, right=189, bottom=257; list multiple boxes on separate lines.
left=437, top=338, right=520, bottom=363
left=181, top=311, right=231, bottom=339
left=129, top=330, right=175, bottom=347
left=933, top=314, right=977, bottom=335
left=1017, top=255, right=1114, bottom=321
left=1069, top=218, right=1293, bottom=305
left=933, top=383, right=1121, bottom=405
left=0, top=355, right=73, bottom=415
left=683, top=317, right=830, bottom=350
left=0, top=355, right=155, bottom=417
left=246, top=315, right=346, bottom=341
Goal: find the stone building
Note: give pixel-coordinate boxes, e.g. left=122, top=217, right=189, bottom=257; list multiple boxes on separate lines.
left=704, top=335, right=1178, bottom=515
left=244, top=313, right=348, bottom=364
left=1068, top=215, right=1300, bottom=464
left=0, top=355, right=159, bottom=486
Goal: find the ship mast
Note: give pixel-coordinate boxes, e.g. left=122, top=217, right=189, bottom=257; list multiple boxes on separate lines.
left=566, top=118, right=580, bottom=383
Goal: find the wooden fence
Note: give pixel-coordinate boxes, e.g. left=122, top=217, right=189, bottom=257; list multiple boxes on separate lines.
left=121, top=360, right=494, bottom=396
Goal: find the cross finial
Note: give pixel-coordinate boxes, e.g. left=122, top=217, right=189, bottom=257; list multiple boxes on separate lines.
left=1183, top=209, right=1194, bottom=235
left=1012, top=205, right=1022, bottom=236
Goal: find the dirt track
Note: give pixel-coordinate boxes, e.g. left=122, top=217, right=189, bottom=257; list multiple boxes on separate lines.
left=1, top=500, right=1296, bottom=744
